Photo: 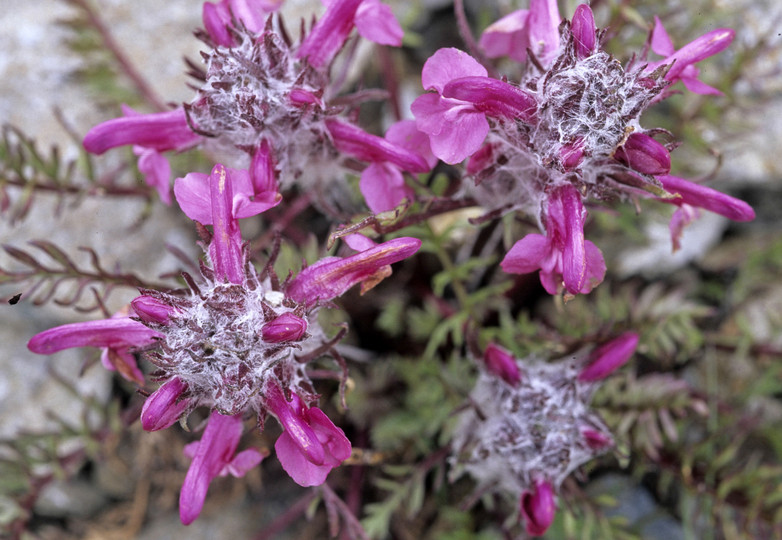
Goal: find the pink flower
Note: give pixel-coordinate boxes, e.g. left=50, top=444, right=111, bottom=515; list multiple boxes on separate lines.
left=357, top=120, right=436, bottom=213
left=180, top=411, right=265, bottom=525
left=520, top=478, right=556, bottom=536
left=479, top=0, right=561, bottom=65
left=578, top=332, right=640, bottom=382
left=656, top=174, right=755, bottom=251
left=265, top=384, right=351, bottom=487
left=27, top=315, right=161, bottom=384
left=646, top=18, right=735, bottom=95
left=141, top=377, right=191, bottom=431
left=203, top=0, right=282, bottom=46
left=173, top=151, right=281, bottom=226
left=83, top=107, right=201, bottom=155
left=135, top=146, right=172, bottom=205
left=286, top=236, right=421, bottom=305
left=483, top=343, right=521, bottom=387
left=412, top=48, right=535, bottom=164
left=501, top=185, right=606, bottom=296
left=298, top=0, right=402, bottom=69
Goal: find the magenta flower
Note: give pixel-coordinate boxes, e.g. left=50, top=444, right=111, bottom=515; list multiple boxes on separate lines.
left=411, top=48, right=491, bottom=164
left=27, top=314, right=161, bottom=384
left=174, top=162, right=280, bottom=226
left=266, top=383, right=351, bottom=487
left=297, top=0, right=402, bottom=69
left=180, top=412, right=265, bottom=525
left=286, top=236, right=422, bottom=305
left=501, top=185, right=606, bottom=296
left=412, top=48, right=536, bottom=164
left=647, top=17, right=735, bottom=95
left=483, top=343, right=521, bottom=387
left=578, top=332, right=640, bottom=383
left=479, top=0, right=561, bottom=65
left=357, top=120, right=436, bottom=213
left=656, top=174, right=756, bottom=251
left=521, top=479, right=556, bottom=536
left=84, top=107, right=201, bottom=155
left=202, top=0, right=282, bottom=46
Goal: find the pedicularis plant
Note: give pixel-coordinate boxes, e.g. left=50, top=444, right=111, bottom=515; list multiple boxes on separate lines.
left=5, top=0, right=780, bottom=538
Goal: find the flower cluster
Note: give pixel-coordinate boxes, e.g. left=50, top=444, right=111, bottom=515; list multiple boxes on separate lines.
left=29, top=163, right=421, bottom=523
left=451, top=334, right=639, bottom=536
left=412, top=1, right=754, bottom=296
left=82, top=0, right=431, bottom=215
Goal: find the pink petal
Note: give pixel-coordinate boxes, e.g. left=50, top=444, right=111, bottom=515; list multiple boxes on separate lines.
left=526, top=0, right=561, bottom=62
left=224, top=447, right=266, bottom=477
left=135, top=148, right=172, bottom=205
left=650, top=16, right=675, bottom=57
left=668, top=204, right=700, bottom=252
left=355, top=0, right=403, bottom=46
left=297, top=0, right=362, bottom=68
left=500, top=233, right=550, bottom=275
left=180, top=412, right=244, bottom=525
left=479, top=10, right=529, bottom=59
left=360, top=162, right=412, bottom=214
left=420, top=48, right=487, bottom=93
left=203, top=2, right=234, bottom=47
left=326, top=119, right=429, bottom=173
left=580, top=240, right=606, bottom=294
left=558, top=186, right=589, bottom=294
left=100, top=347, right=146, bottom=383
left=275, top=430, right=333, bottom=486
left=266, top=387, right=325, bottom=466
left=442, top=76, right=536, bottom=121
left=174, top=172, right=212, bottom=224
left=411, top=93, right=489, bottom=164
left=385, top=120, right=437, bottom=169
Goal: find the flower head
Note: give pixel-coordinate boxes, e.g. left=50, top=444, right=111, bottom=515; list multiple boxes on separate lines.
left=413, top=4, right=752, bottom=295
left=451, top=339, right=633, bottom=535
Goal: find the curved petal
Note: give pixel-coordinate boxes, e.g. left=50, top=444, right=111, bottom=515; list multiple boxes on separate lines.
left=355, top=0, right=403, bottom=46
left=360, top=162, right=412, bottom=214
left=411, top=94, right=489, bottom=164
left=500, top=234, right=549, bottom=275
left=421, top=48, right=487, bottom=93
left=174, top=172, right=212, bottom=224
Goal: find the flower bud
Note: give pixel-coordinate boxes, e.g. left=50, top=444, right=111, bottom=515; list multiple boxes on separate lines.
left=141, top=377, right=190, bottom=431
left=521, top=479, right=556, bottom=536
left=582, top=427, right=613, bottom=450
left=614, top=133, right=671, bottom=175
left=262, top=313, right=308, bottom=343
left=131, top=295, right=176, bottom=324
left=571, top=4, right=597, bottom=58
left=483, top=343, right=521, bottom=387
left=578, top=332, right=639, bottom=382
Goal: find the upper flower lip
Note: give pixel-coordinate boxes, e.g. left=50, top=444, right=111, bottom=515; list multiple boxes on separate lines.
left=27, top=317, right=161, bottom=354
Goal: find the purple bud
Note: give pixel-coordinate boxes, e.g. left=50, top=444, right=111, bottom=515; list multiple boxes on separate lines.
left=483, top=343, right=521, bottom=387
left=582, top=427, right=614, bottom=450
left=614, top=133, right=671, bottom=175
left=571, top=4, right=597, bottom=58
left=131, top=295, right=176, bottom=324
left=578, top=332, right=639, bottom=382
left=521, top=479, right=556, bottom=536
left=141, top=377, right=190, bottom=431
left=262, top=313, right=308, bottom=343
left=441, top=76, right=537, bottom=122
